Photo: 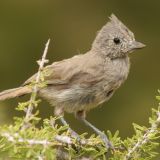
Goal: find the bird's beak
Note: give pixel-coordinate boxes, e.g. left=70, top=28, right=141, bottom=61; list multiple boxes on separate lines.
left=131, top=41, right=146, bottom=50
left=128, top=41, right=146, bottom=53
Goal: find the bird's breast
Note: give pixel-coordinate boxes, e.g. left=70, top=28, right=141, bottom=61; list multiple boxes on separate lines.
left=96, top=57, right=130, bottom=105
left=104, top=57, right=130, bottom=87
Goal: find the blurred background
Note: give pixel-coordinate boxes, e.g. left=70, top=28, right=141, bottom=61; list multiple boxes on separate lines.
left=0, top=0, right=159, bottom=157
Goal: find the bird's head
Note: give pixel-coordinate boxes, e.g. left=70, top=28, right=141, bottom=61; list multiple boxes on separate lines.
left=92, top=14, right=145, bottom=59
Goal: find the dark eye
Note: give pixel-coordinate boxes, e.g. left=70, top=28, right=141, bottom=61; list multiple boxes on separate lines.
left=113, top=38, right=121, bottom=45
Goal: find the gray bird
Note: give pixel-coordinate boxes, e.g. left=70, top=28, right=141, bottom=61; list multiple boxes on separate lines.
left=0, top=14, right=145, bottom=148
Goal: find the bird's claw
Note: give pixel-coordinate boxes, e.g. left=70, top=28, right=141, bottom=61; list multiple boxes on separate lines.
left=68, top=128, right=81, bottom=142
left=99, top=132, right=114, bottom=150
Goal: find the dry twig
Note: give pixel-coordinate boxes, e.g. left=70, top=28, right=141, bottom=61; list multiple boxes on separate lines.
left=22, top=39, right=50, bottom=129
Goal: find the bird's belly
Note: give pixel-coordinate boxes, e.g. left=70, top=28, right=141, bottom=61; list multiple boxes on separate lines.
left=39, top=80, right=121, bottom=113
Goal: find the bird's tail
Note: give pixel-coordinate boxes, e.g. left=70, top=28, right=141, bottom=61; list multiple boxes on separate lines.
left=0, top=86, right=32, bottom=101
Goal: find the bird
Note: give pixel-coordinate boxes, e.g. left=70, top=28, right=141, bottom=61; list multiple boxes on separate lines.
left=0, top=14, right=145, bottom=149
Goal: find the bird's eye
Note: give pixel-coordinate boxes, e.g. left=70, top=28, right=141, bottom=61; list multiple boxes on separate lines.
left=113, top=38, right=121, bottom=45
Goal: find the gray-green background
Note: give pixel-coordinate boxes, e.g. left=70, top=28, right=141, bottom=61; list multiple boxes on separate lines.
left=0, top=0, right=159, bottom=157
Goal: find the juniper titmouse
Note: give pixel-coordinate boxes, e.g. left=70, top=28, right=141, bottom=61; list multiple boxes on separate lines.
left=0, top=14, right=145, bottom=148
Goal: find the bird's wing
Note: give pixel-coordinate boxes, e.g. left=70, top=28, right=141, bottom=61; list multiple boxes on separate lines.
left=23, top=60, right=68, bottom=86
left=23, top=53, right=104, bottom=87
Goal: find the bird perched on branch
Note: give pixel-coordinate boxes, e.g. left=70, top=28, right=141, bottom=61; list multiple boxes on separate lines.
left=0, top=14, right=145, bottom=149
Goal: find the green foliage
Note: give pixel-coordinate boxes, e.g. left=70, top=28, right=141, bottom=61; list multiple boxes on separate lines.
left=0, top=111, right=108, bottom=159
left=0, top=96, right=160, bottom=159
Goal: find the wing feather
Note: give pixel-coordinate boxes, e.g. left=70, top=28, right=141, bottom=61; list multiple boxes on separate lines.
left=23, top=53, right=104, bottom=88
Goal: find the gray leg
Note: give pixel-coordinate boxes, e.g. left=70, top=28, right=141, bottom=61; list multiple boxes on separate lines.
left=60, top=117, right=80, bottom=139
left=82, top=119, right=113, bottom=149
left=76, top=111, right=114, bottom=149
left=60, top=117, right=68, bottom=126
left=54, top=107, right=80, bottom=140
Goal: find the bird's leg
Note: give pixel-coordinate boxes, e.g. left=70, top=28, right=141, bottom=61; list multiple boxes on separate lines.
left=59, top=117, right=80, bottom=139
left=75, top=110, right=114, bottom=149
left=81, top=118, right=114, bottom=149
left=54, top=107, right=80, bottom=139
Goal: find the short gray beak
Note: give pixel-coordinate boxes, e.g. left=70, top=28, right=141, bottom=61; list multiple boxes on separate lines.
left=131, top=41, right=146, bottom=50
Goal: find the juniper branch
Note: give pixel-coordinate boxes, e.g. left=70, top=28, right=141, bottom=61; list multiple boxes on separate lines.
left=124, top=109, right=160, bottom=159
left=22, top=39, right=50, bottom=129
left=1, top=131, right=101, bottom=147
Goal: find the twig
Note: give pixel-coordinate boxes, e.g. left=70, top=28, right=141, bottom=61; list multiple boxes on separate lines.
left=2, top=132, right=97, bottom=160
left=2, top=132, right=51, bottom=146
left=124, top=111, right=160, bottom=160
left=22, top=39, right=50, bottom=128
left=1, top=132, right=99, bottom=147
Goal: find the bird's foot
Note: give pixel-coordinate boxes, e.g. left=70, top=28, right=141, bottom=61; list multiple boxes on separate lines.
left=59, top=117, right=81, bottom=143
left=68, top=128, right=81, bottom=142
left=99, top=132, right=114, bottom=150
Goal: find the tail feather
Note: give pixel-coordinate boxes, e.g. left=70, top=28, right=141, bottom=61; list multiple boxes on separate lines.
left=0, top=86, right=32, bottom=101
